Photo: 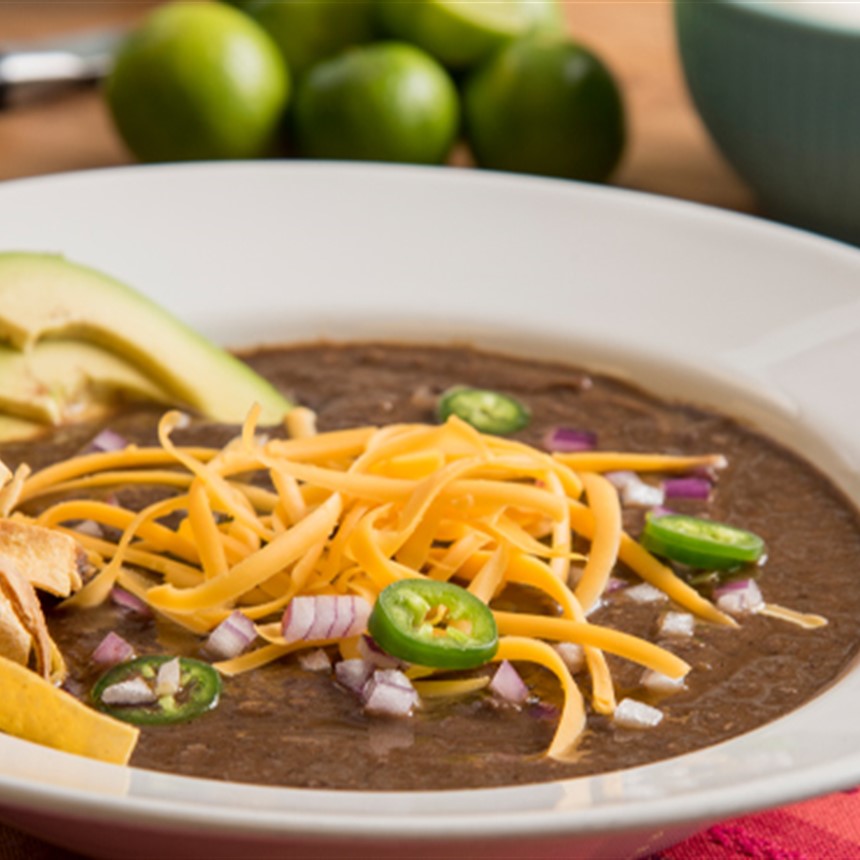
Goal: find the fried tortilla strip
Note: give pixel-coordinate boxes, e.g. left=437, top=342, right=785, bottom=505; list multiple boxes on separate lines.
left=0, top=653, right=139, bottom=764
left=0, top=464, right=29, bottom=517
left=0, top=517, right=83, bottom=596
left=0, top=590, right=31, bottom=665
left=0, top=555, right=54, bottom=679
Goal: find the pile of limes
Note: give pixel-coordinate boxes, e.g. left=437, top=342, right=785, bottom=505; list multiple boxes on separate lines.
left=105, top=0, right=626, bottom=183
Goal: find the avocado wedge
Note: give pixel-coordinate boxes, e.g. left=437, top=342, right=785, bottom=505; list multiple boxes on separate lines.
left=0, top=413, right=43, bottom=442
left=0, top=340, right=174, bottom=425
left=0, top=252, right=292, bottom=426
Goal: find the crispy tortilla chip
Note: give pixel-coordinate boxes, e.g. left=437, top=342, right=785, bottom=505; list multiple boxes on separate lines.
left=0, top=458, right=10, bottom=487
left=0, top=518, right=83, bottom=596
left=0, top=555, right=55, bottom=679
left=0, top=464, right=29, bottom=518
left=0, top=591, right=31, bottom=666
left=0, top=654, right=139, bottom=764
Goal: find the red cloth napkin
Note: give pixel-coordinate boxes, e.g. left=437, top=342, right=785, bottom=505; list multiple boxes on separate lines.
left=655, top=788, right=860, bottom=860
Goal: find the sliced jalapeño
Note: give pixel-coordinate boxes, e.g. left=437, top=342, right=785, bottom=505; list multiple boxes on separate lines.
left=368, top=580, right=498, bottom=670
left=92, top=655, right=221, bottom=726
left=436, top=386, right=530, bottom=435
left=641, top=513, right=765, bottom=571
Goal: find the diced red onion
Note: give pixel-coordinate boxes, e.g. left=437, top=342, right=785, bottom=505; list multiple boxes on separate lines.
left=335, top=658, right=374, bottom=694
left=358, top=634, right=403, bottom=669
left=542, top=427, right=597, bottom=453
left=298, top=648, right=332, bottom=673
left=663, top=477, right=712, bottom=500
left=205, top=610, right=257, bottom=660
left=100, top=676, right=157, bottom=706
left=606, top=471, right=666, bottom=507
left=641, top=669, right=687, bottom=694
left=714, top=579, right=764, bottom=617
left=605, top=470, right=636, bottom=490
left=84, top=428, right=129, bottom=454
left=90, top=631, right=135, bottom=666
left=624, top=583, right=667, bottom=604
left=72, top=519, right=104, bottom=539
left=489, top=660, right=529, bottom=705
left=362, top=668, right=420, bottom=717
left=281, top=595, right=371, bottom=643
left=613, top=697, right=664, bottom=729
left=605, top=576, right=628, bottom=594
left=658, top=611, right=695, bottom=638
left=624, top=481, right=665, bottom=508
left=110, top=586, right=152, bottom=617
left=649, top=506, right=677, bottom=519
left=553, top=642, right=585, bottom=674
left=155, top=657, right=182, bottom=697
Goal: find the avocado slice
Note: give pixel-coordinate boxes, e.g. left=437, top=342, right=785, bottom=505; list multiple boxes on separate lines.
left=0, top=252, right=292, bottom=425
left=0, top=339, right=174, bottom=425
left=0, top=413, right=44, bottom=443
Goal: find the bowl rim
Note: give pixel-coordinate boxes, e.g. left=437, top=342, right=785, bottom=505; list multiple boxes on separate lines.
left=717, top=0, right=860, bottom=37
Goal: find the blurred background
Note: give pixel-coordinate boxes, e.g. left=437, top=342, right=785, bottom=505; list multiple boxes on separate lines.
left=0, top=0, right=756, bottom=213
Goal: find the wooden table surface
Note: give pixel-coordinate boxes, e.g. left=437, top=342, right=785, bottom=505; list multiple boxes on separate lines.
left=0, top=2, right=755, bottom=858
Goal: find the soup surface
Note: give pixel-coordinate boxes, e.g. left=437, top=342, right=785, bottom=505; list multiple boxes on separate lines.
left=4, top=342, right=860, bottom=790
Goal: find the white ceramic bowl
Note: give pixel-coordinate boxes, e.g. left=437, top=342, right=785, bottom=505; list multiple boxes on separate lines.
left=1, top=163, right=860, bottom=860
left=675, top=0, right=860, bottom=245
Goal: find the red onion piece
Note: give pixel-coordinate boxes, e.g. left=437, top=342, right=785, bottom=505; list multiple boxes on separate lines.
left=205, top=610, right=257, bottom=660
left=84, top=428, right=129, bottom=454
left=606, top=471, right=666, bottom=507
left=298, top=648, right=332, bottom=673
left=110, top=586, right=152, bottom=617
left=100, top=676, right=157, bottom=706
left=624, top=583, right=667, bottom=604
left=281, top=595, right=372, bottom=643
left=553, top=642, right=585, bottom=674
left=605, top=576, right=628, bottom=594
left=358, top=634, right=403, bottom=669
left=362, top=668, right=420, bottom=717
left=72, top=519, right=104, bottom=539
left=663, top=477, right=712, bottom=500
left=543, top=427, right=597, bottom=453
left=155, top=656, right=182, bottom=697
left=335, top=658, right=374, bottom=694
left=714, top=579, right=764, bottom=616
left=605, top=470, right=636, bottom=491
left=490, top=660, right=529, bottom=705
left=657, top=611, right=695, bottom=638
left=91, top=631, right=135, bottom=666
left=641, top=669, right=686, bottom=694
left=613, top=697, right=664, bottom=729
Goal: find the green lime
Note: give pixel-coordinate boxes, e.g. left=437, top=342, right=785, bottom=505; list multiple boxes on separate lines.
left=105, top=1, right=290, bottom=162
left=292, top=42, right=459, bottom=164
left=244, top=0, right=378, bottom=78
left=378, top=0, right=563, bottom=71
left=463, top=35, right=625, bottom=182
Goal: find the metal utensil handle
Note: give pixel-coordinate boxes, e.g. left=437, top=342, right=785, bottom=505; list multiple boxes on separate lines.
left=0, top=28, right=123, bottom=108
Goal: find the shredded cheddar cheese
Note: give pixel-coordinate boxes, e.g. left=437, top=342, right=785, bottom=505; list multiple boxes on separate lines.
left=5, top=408, right=764, bottom=762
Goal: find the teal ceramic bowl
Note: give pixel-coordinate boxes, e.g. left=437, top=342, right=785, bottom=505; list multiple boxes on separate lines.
left=675, top=0, right=860, bottom=244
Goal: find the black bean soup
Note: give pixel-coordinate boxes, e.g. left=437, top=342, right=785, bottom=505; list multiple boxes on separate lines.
left=4, top=342, right=860, bottom=791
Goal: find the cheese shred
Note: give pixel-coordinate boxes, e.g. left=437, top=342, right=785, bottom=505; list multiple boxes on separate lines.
left=5, top=409, right=761, bottom=762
